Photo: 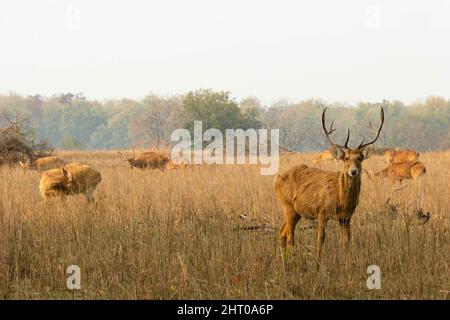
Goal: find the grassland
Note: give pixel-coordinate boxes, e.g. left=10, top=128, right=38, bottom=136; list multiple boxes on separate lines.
left=0, top=150, right=448, bottom=299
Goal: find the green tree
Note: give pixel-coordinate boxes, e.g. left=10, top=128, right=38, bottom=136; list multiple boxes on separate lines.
left=182, top=89, right=246, bottom=132
left=60, top=134, right=83, bottom=150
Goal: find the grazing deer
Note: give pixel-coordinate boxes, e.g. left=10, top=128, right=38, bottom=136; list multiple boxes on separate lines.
left=275, top=107, right=384, bottom=264
left=39, top=163, right=102, bottom=202
left=19, top=156, right=65, bottom=171
left=369, top=161, right=426, bottom=211
left=384, top=148, right=419, bottom=164
left=118, top=150, right=170, bottom=170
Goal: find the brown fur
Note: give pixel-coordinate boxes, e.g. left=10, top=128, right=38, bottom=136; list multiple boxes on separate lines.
left=276, top=149, right=369, bottom=262
left=385, top=148, right=419, bottom=164
left=20, top=156, right=65, bottom=170
left=374, top=161, right=426, bottom=183
left=166, top=159, right=188, bottom=170
left=372, top=161, right=427, bottom=211
left=275, top=107, right=384, bottom=266
left=313, top=149, right=338, bottom=164
left=118, top=151, right=170, bottom=170
left=39, top=163, right=102, bottom=202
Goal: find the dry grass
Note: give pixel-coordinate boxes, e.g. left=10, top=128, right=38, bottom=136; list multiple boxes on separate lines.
left=0, top=150, right=449, bottom=299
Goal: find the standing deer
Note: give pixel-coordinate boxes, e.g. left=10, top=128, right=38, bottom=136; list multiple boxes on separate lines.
left=275, top=107, right=384, bottom=264
left=118, top=150, right=170, bottom=170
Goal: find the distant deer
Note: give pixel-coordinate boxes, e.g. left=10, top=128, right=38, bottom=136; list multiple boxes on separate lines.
left=314, top=146, right=374, bottom=165
left=313, top=149, right=338, bottom=165
left=19, top=156, right=65, bottom=171
left=368, top=161, right=426, bottom=210
left=384, top=148, right=419, bottom=164
left=166, top=159, right=188, bottom=170
left=275, top=107, right=384, bottom=264
left=39, top=163, right=101, bottom=202
left=118, top=150, right=170, bottom=170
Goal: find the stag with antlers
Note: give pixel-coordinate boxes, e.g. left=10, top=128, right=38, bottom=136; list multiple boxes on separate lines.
left=118, top=148, right=170, bottom=170
left=275, top=107, right=384, bottom=265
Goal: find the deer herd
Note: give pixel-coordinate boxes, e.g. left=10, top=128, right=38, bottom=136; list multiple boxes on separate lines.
left=15, top=149, right=187, bottom=203
left=7, top=107, right=428, bottom=267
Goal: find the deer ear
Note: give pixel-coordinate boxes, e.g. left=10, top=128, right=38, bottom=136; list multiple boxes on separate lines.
left=61, top=168, right=73, bottom=181
left=330, top=145, right=344, bottom=160
left=361, top=147, right=373, bottom=159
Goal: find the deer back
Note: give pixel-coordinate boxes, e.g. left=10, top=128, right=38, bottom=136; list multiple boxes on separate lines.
left=276, top=164, right=343, bottom=219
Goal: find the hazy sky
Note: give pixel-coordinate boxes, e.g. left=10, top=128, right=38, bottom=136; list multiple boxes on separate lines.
left=1, top=0, right=449, bottom=104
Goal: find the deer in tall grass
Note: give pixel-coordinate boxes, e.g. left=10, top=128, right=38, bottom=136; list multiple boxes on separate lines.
left=275, top=107, right=384, bottom=265
left=118, top=149, right=170, bottom=170
left=384, top=148, right=419, bottom=164
left=368, top=160, right=426, bottom=212
left=19, top=156, right=65, bottom=171
left=39, top=163, right=102, bottom=202
left=313, top=149, right=338, bottom=165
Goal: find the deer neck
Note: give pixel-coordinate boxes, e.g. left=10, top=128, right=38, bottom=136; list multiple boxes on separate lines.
left=338, top=171, right=361, bottom=214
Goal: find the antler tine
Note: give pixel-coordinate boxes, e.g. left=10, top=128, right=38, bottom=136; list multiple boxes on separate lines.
left=359, top=107, right=385, bottom=149
left=321, top=107, right=348, bottom=148
left=328, top=120, right=336, bottom=134
left=344, top=129, right=350, bottom=148
left=321, top=108, right=336, bottom=146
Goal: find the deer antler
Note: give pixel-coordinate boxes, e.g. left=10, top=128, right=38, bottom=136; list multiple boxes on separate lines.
left=117, top=151, right=128, bottom=161
left=359, top=107, right=384, bottom=149
left=321, top=108, right=350, bottom=149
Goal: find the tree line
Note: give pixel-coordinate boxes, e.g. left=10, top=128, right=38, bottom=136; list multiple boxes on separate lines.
left=0, top=90, right=448, bottom=152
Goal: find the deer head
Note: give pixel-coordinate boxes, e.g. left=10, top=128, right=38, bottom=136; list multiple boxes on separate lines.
left=118, top=151, right=136, bottom=168
left=321, top=107, right=384, bottom=178
left=19, top=158, right=33, bottom=169
left=61, top=168, right=74, bottom=189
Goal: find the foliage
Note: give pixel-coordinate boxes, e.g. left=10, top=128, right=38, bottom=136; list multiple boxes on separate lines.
left=0, top=91, right=449, bottom=151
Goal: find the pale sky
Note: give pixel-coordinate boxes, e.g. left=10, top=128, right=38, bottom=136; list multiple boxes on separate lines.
left=0, top=0, right=449, bottom=104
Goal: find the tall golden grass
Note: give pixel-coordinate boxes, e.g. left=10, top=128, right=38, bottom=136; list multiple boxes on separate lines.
left=0, top=150, right=448, bottom=299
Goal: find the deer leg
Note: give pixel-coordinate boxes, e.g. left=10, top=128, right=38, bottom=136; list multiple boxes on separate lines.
left=279, top=222, right=287, bottom=248
left=316, top=213, right=327, bottom=264
left=339, top=218, right=351, bottom=264
left=416, top=175, right=424, bottom=211
left=287, top=214, right=300, bottom=247
left=280, top=206, right=300, bottom=248
left=85, top=189, right=94, bottom=203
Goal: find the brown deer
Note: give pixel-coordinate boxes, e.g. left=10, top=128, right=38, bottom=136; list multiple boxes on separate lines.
left=275, top=107, right=384, bottom=264
left=384, top=148, right=419, bottom=164
left=118, top=150, right=170, bottom=170
left=166, top=159, right=188, bottom=170
left=19, top=156, right=65, bottom=170
left=313, top=149, right=338, bottom=165
left=369, top=161, right=426, bottom=211
left=39, top=163, right=102, bottom=202
left=371, top=161, right=426, bottom=183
